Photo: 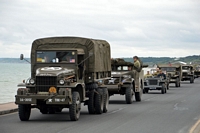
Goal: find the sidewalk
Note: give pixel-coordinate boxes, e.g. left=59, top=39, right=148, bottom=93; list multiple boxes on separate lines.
left=0, top=102, right=18, bottom=115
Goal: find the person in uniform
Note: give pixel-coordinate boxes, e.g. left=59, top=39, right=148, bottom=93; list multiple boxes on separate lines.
left=144, top=71, right=152, bottom=78
left=153, top=68, right=160, bottom=76
left=157, top=70, right=166, bottom=79
left=132, top=56, right=141, bottom=91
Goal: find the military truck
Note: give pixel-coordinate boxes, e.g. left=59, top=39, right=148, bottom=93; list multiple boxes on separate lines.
left=194, top=65, right=200, bottom=78
left=15, top=37, right=111, bottom=121
left=181, top=65, right=195, bottom=83
left=103, top=58, right=145, bottom=104
left=144, top=76, right=167, bottom=94
left=158, top=64, right=182, bottom=87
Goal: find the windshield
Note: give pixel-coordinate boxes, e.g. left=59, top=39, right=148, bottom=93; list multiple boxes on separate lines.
left=117, top=66, right=132, bottom=71
left=161, top=67, right=176, bottom=72
left=36, top=51, right=76, bottom=63
left=182, top=66, right=190, bottom=70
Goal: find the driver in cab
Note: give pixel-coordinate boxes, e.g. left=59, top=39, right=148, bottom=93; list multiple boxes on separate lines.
left=157, top=70, right=166, bottom=79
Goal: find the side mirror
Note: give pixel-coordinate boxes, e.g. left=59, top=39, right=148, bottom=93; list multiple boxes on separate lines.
left=20, top=54, right=24, bottom=60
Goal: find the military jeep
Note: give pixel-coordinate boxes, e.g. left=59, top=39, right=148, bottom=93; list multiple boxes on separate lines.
left=103, top=58, right=145, bottom=104
left=15, top=37, right=111, bottom=121
left=181, top=65, right=195, bottom=83
left=158, top=64, right=182, bottom=87
left=144, top=76, right=167, bottom=94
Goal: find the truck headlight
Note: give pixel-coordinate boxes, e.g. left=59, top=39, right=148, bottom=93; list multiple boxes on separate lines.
left=59, top=79, right=65, bottom=85
left=29, top=79, right=35, bottom=85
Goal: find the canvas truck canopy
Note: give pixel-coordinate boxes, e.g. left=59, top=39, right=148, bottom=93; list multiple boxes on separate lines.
left=111, top=58, right=133, bottom=66
left=31, top=37, right=111, bottom=74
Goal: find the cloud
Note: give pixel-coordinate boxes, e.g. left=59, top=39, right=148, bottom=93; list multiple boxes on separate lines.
left=0, top=0, right=200, bottom=57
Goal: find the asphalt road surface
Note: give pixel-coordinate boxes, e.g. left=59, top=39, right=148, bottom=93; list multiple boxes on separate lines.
left=1, top=79, right=200, bottom=133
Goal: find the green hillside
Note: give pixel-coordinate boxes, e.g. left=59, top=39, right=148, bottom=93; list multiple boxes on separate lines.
left=123, top=55, right=200, bottom=65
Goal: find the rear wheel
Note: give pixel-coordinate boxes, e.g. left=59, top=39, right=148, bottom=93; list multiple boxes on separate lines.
left=88, top=90, right=95, bottom=114
left=175, top=78, right=179, bottom=87
left=69, top=92, right=81, bottom=121
left=18, top=104, right=31, bottom=121
left=94, top=88, right=103, bottom=114
left=145, top=88, right=149, bottom=93
left=190, top=77, right=194, bottom=83
left=135, top=92, right=141, bottom=101
left=125, top=86, right=133, bottom=104
left=161, top=84, right=165, bottom=94
left=102, top=88, right=109, bottom=113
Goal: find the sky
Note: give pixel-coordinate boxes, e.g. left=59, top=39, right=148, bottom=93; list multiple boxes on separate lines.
left=0, top=0, right=200, bottom=58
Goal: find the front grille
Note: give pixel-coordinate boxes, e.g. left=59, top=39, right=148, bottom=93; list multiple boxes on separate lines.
left=182, top=72, right=188, bottom=76
left=36, top=76, right=57, bottom=92
left=149, top=80, right=158, bottom=85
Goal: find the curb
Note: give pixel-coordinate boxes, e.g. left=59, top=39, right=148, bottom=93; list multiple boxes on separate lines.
left=0, top=108, right=18, bottom=115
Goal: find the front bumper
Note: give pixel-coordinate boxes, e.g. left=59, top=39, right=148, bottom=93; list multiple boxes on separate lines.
left=15, top=88, right=72, bottom=105
left=144, top=85, right=162, bottom=90
left=15, top=95, right=72, bottom=105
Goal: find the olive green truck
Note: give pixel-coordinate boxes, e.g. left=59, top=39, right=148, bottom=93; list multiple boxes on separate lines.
left=15, top=37, right=111, bottom=121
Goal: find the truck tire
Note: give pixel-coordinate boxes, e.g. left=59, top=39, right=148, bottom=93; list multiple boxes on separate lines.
left=175, top=78, right=179, bottom=87
left=40, top=107, right=48, bottom=114
left=102, top=88, right=109, bottom=113
left=125, top=86, right=133, bottom=104
left=49, top=108, right=55, bottom=114
left=161, top=84, right=165, bottom=94
left=56, top=108, right=63, bottom=113
left=69, top=92, right=81, bottom=121
left=135, top=92, right=141, bottom=102
left=190, top=77, right=193, bottom=83
left=88, top=90, right=95, bottom=114
left=145, top=88, right=149, bottom=93
left=18, top=104, right=31, bottom=121
left=94, top=88, right=103, bottom=114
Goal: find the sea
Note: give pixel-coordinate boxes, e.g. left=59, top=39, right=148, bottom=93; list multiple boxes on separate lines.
left=0, top=63, right=30, bottom=104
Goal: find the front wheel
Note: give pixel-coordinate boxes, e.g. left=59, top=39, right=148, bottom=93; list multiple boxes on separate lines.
left=145, top=88, right=149, bottom=93
left=125, top=86, right=133, bottom=104
left=18, top=104, right=31, bottom=121
left=69, top=92, right=81, bottom=121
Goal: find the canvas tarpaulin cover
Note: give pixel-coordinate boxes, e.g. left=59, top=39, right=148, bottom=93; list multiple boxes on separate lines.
left=31, top=37, right=111, bottom=73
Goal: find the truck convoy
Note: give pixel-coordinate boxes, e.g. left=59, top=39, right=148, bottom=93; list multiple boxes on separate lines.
left=15, top=37, right=111, bottom=121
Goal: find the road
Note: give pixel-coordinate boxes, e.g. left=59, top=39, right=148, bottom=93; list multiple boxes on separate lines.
left=1, top=79, right=200, bottom=133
